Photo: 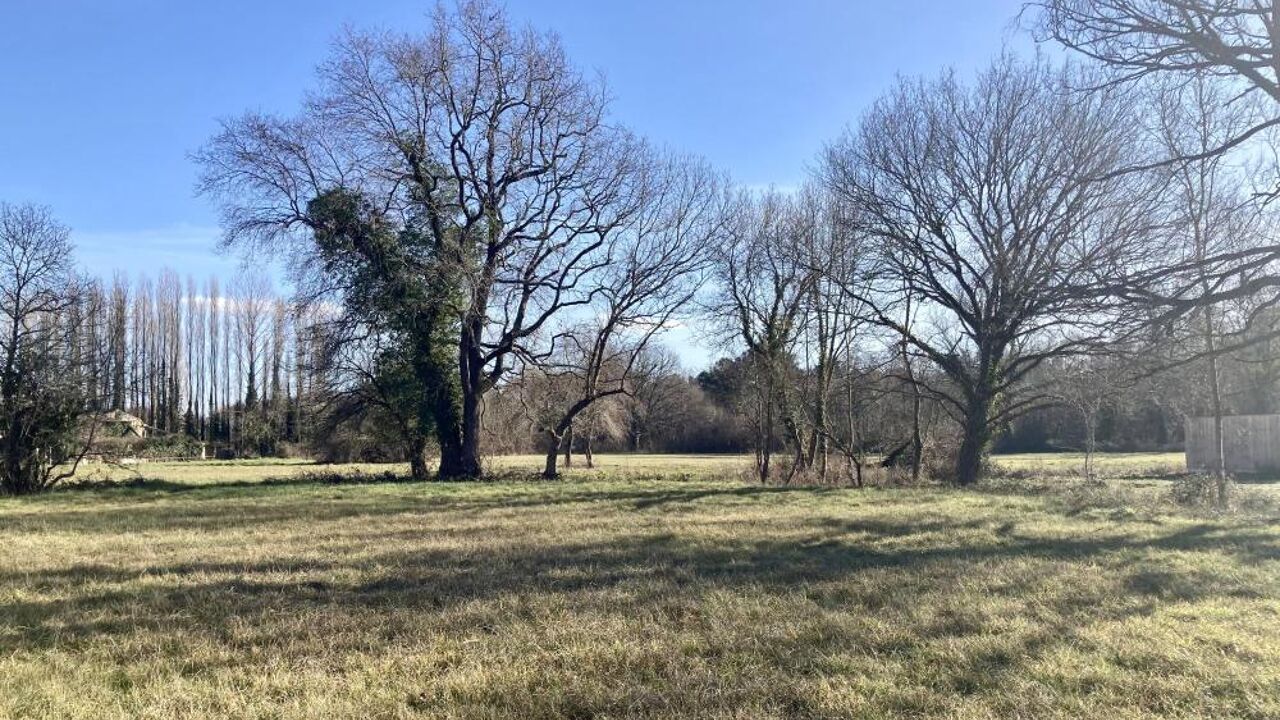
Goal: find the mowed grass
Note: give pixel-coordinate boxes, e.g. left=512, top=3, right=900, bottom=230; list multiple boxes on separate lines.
left=2, top=455, right=1278, bottom=718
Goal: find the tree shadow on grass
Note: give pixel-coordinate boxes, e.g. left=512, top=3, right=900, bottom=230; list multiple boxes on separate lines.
left=4, top=478, right=1280, bottom=718
left=3, top=513, right=1277, bottom=645
left=2, top=506, right=1278, bottom=717
left=1, top=482, right=862, bottom=537
left=627, top=484, right=847, bottom=509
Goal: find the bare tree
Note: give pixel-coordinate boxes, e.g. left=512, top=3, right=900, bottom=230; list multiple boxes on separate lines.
left=710, top=191, right=819, bottom=483
left=1049, top=354, right=1128, bottom=479
left=108, top=272, right=128, bottom=411
left=1152, top=73, right=1273, bottom=504
left=232, top=272, right=271, bottom=410
left=1034, top=1, right=1280, bottom=111
left=197, top=0, right=660, bottom=478
left=0, top=203, right=96, bottom=494
left=624, top=346, right=688, bottom=451
left=207, top=276, right=220, bottom=441
left=793, top=187, right=874, bottom=483
left=269, top=299, right=289, bottom=435
left=1034, top=0, right=1280, bottom=312
left=822, top=57, right=1159, bottom=485
left=185, top=275, right=198, bottom=435
left=223, top=293, right=234, bottom=448
left=156, top=270, right=182, bottom=433
left=231, top=272, right=274, bottom=455
left=532, top=156, right=724, bottom=478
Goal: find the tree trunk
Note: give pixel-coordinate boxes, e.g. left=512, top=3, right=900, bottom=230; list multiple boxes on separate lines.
left=563, top=424, right=573, bottom=468
left=818, top=434, right=828, bottom=483
left=409, top=437, right=430, bottom=482
left=1082, top=409, right=1097, bottom=481
left=757, top=376, right=773, bottom=484
left=438, top=338, right=483, bottom=480
left=1207, top=327, right=1228, bottom=506
left=954, top=395, right=993, bottom=486
left=908, top=377, right=924, bottom=483
left=542, top=430, right=561, bottom=479
left=585, top=430, right=595, bottom=469
left=457, top=385, right=484, bottom=477
left=436, top=410, right=472, bottom=479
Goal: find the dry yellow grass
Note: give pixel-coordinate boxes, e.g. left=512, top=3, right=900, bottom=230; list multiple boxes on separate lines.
left=66, top=451, right=1186, bottom=486
left=67, top=454, right=750, bottom=486
left=994, top=451, right=1186, bottom=476
left=1, top=454, right=1277, bottom=718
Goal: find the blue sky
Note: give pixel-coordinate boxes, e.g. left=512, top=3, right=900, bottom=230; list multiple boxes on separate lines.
left=1, top=0, right=1027, bottom=366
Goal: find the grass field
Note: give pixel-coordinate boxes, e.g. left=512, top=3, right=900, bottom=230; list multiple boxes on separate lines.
left=65, top=451, right=1189, bottom=486
left=2, top=453, right=1279, bottom=718
left=66, top=453, right=758, bottom=486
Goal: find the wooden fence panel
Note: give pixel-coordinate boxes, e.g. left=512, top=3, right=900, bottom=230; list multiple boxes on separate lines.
left=1186, top=414, right=1280, bottom=474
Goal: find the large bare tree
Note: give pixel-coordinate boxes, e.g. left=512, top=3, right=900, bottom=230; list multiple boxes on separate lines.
left=821, top=57, right=1160, bottom=485
left=1034, top=0, right=1280, bottom=110
left=1034, top=0, right=1280, bottom=312
left=197, top=0, right=657, bottom=478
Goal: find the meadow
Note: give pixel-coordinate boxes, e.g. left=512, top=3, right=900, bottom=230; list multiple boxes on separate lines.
left=2, top=453, right=1278, bottom=719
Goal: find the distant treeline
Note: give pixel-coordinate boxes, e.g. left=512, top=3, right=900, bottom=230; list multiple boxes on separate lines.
left=62, top=253, right=1276, bottom=462
left=62, top=270, right=307, bottom=457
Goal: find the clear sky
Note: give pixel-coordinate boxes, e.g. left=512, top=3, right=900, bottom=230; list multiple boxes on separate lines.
left=0, top=0, right=1028, bottom=367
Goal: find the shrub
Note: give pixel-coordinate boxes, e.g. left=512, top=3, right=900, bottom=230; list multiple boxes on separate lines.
left=1170, top=474, right=1227, bottom=507
left=264, top=469, right=406, bottom=486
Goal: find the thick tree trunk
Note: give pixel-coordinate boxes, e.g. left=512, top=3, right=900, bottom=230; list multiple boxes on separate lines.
left=542, top=430, right=561, bottom=479
left=409, top=438, right=430, bottom=482
left=458, top=382, right=484, bottom=477
left=438, top=337, right=483, bottom=480
left=435, top=422, right=465, bottom=478
left=430, top=381, right=468, bottom=480
left=3, top=426, right=25, bottom=494
left=954, top=394, right=993, bottom=486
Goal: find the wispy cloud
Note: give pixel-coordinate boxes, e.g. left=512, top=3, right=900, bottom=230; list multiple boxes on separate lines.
left=73, top=224, right=246, bottom=281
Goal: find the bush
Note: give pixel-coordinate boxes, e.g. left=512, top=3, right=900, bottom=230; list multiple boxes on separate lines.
left=1170, top=474, right=1228, bottom=507
left=264, top=469, right=407, bottom=486
left=137, top=434, right=205, bottom=459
